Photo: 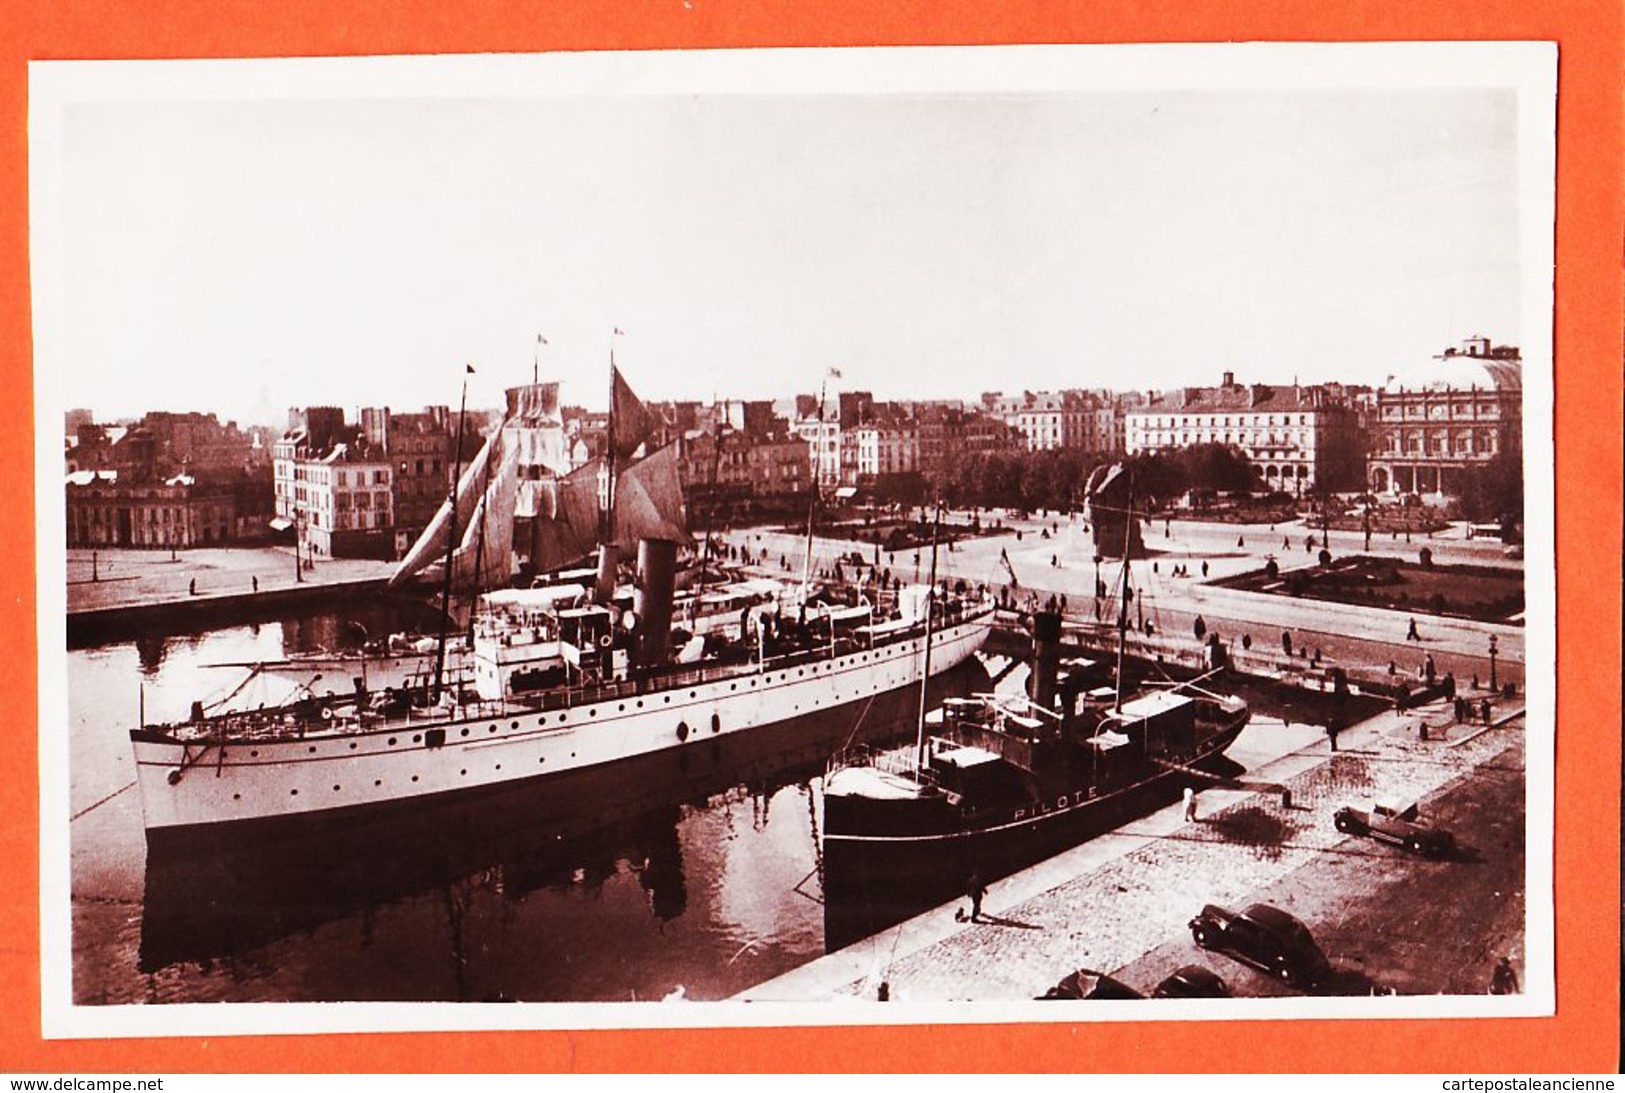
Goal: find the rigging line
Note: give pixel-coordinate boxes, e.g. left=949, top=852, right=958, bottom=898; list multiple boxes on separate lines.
left=70, top=780, right=135, bottom=823
left=838, top=692, right=880, bottom=753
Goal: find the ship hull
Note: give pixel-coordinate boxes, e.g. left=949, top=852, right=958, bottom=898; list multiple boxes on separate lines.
left=821, top=714, right=1247, bottom=950
left=132, top=613, right=992, bottom=838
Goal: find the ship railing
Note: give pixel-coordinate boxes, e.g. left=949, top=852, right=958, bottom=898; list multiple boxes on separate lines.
left=826, top=743, right=936, bottom=785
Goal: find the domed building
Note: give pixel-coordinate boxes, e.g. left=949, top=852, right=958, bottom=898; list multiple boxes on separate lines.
left=1367, top=336, right=1522, bottom=499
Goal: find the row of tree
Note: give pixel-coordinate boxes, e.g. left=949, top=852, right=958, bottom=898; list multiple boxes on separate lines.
left=922, top=443, right=1259, bottom=511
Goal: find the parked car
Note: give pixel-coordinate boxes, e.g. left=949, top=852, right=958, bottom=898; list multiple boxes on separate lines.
left=1333, top=800, right=1455, bottom=857
left=1188, top=902, right=1331, bottom=989
left=1152, top=964, right=1230, bottom=999
left=1036, top=968, right=1144, bottom=1000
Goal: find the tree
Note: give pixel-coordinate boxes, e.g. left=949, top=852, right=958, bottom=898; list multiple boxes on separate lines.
left=1456, top=451, right=1524, bottom=524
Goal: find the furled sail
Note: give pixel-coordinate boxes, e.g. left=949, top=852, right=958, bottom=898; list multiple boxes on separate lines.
left=444, top=432, right=520, bottom=589
left=387, top=425, right=500, bottom=589
left=527, top=457, right=605, bottom=574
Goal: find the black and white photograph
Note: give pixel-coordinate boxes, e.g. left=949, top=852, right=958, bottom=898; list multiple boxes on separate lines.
left=31, top=43, right=1555, bottom=1036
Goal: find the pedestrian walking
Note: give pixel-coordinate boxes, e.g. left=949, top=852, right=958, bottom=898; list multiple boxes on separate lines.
left=1193, top=615, right=1206, bottom=641
left=1237, top=535, right=1245, bottom=548
left=1406, top=617, right=1420, bottom=642
left=1480, top=698, right=1493, bottom=725
left=1201, top=560, right=1209, bottom=578
left=1281, top=630, right=1293, bottom=656
left=1283, top=535, right=1291, bottom=550
left=1182, top=786, right=1198, bottom=823
left=1241, top=633, right=1252, bottom=651
left=965, top=872, right=986, bottom=923
left=252, top=575, right=258, bottom=593
left=188, top=578, right=197, bottom=596
left=1326, top=722, right=1340, bottom=752
left=1490, top=956, right=1519, bottom=995
left=1425, top=655, right=1436, bottom=684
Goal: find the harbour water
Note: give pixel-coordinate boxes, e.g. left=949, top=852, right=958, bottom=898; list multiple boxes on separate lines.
left=67, top=601, right=977, bottom=1005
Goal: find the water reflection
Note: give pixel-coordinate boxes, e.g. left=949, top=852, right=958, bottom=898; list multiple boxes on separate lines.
left=133, top=668, right=977, bottom=999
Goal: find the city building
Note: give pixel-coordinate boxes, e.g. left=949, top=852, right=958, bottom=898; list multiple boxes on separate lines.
left=273, top=408, right=395, bottom=560
left=65, top=470, right=244, bottom=549
left=360, top=405, right=459, bottom=552
left=1125, top=372, right=1363, bottom=493
left=1367, top=336, right=1522, bottom=498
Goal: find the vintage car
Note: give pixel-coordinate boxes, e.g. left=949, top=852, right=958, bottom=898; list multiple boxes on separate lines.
left=1332, top=800, right=1455, bottom=857
left=1188, top=902, right=1331, bottom=989
left=1152, top=964, right=1230, bottom=999
left=1036, top=968, right=1144, bottom=1000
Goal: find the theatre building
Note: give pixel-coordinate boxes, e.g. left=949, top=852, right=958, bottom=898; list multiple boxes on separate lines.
left=1367, top=336, right=1522, bottom=499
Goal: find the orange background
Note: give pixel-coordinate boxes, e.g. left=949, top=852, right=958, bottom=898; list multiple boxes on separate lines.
left=1, top=0, right=1619, bottom=1074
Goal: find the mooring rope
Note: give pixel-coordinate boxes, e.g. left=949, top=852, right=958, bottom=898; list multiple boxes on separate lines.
left=70, top=780, right=135, bottom=823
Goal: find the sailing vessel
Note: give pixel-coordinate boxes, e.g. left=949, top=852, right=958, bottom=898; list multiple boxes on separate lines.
left=128, top=361, right=995, bottom=839
left=820, top=473, right=1250, bottom=947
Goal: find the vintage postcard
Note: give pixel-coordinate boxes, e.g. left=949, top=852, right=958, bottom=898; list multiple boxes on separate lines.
left=30, top=42, right=1556, bottom=1040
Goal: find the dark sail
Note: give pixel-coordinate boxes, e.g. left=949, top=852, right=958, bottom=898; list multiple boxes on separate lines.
left=611, top=366, right=659, bottom=462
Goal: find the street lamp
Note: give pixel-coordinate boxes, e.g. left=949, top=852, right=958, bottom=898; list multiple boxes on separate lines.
left=1488, top=634, right=1499, bottom=691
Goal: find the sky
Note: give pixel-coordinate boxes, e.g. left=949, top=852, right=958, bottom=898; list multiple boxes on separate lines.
left=42, top=52, right=1532, bottom=427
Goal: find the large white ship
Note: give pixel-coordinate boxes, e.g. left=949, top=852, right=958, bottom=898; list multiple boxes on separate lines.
left=129, top=361, right=995, bottom=838
left=130, top=582, right=993, bottom=836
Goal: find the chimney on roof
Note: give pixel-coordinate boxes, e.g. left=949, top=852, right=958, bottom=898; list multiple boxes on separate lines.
left=1221, top=370, right=1235, bottom=388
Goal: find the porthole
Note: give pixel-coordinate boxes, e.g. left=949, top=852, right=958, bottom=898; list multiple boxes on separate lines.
left=711, top=714, right=721, bottom=734
left=387, top=738, right=396, bottom=746
left=374, top=780, right=382, bottom=787
left=333, top=784, right=341, bottom=792
left=495, top=764, right=502, bottom=770
left=664, top=696, right=671, bottom=704
left=460, top=769, right=468, bottom=776
left=676, top=722, right=690, bottom=742
left=559, top=714, right=567, bottom=724
left=232, top=793, right=241, bottom=800
left=290, top=789, right=299, bottom=796
left=538, top=756, right=545, bottom=764
left=730, top=684, right=737, bottom=691
left=590, top=709, right=597, bottom=717
left=349, top=742, right=357, bottom=750
left=619, top=703, right=625, bottom=712
left=308, top=746, right=317, bottom=754
left=637, top=700, right=644, bottom=708
left=250, top=749, right=259, bottom=757
left=461, top=728, right=470, bottom=737
left=411, top=775, right=419, bottom=783
left=690, top=691, right=697, bottom=699
left=412, top=734, right=422, bottom=743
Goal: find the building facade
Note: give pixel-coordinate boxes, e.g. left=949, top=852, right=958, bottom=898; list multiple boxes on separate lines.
left=65, top=471, right=238, bottom=549
left=1367, top=336, right=1522, bottom=498
left=1125, top=372, right=1363, bottom=493
left=274, top=409, right=396, bottom=559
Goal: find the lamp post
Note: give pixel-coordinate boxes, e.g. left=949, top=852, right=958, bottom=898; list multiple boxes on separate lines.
left=294, top=511, right=304, bottom=584
left=1488, top=634, right=1499, bottom=691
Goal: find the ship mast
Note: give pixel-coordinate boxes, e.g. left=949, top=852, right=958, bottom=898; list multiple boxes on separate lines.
left=433, top=364, right=473, bottom=702
left=913, top=498, right=943, bottom=771
left=801, top=371, right=833, bottom=597
left=1113, top=472, right=1135, bottom=714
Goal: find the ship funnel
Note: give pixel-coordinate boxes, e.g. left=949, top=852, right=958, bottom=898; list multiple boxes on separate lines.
left=1029, top=610, right=1062, bottom=713
left=593, top=543, right=620, bottom=605
left=634, top=537, right=678, bottom=668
